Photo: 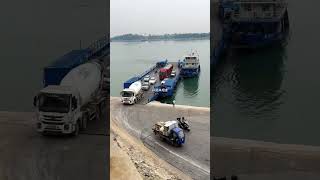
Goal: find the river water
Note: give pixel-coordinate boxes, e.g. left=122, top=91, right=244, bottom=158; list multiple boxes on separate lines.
left=111, top=40, right=210, bottom=107
left=212, top=0, right=320, bottom=146
left=0, top=0, right=108, bottom=111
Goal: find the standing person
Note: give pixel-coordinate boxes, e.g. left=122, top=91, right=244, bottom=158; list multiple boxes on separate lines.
left=173, top=99, right=176, bottom=108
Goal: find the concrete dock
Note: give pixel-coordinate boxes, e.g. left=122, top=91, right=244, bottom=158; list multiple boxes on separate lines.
left=212, top=136, right=320, bottom=179
left=0, top=109, right=109, bottom=180
left=111, top=97, right=210, bottom=180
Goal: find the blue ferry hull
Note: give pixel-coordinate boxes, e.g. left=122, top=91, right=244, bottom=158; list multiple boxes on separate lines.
left=180, top=67, right=200, bottom=77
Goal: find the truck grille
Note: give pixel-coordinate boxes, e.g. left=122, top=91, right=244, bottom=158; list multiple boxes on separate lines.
left=41, top=121, right=64, bottom=125
left=43, top=115, right=63, bottom=121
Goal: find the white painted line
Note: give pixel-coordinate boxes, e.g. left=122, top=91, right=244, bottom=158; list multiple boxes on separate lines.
left=153, top=140, right=210, bottom=175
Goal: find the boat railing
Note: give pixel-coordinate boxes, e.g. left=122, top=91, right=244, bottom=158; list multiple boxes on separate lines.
left=87, top=35, right=109, bottom=58
left=232, top=7, right=287, bottom=21
left=231, top=0, right=288, bottom=20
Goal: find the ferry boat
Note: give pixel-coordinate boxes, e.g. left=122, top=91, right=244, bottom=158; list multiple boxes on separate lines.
left=179, top=51, right=201, bottom=77
left=219, top=0, right=290, bottom=48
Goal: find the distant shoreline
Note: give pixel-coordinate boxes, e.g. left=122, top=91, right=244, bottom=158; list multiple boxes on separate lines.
left=111, top=33, right=210, bottom=42
left=111, top=38, right=209, bottom=42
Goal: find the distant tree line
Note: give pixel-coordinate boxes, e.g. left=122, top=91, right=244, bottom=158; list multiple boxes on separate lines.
left=111, top=33, right=209, bottom=42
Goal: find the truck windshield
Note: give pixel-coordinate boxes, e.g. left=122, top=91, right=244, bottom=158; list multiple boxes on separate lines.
left=38, top=93, right=70, bottom=113
left=121, top=91, right=133, bottom=97
left=178, top=130, right=184, bottom=138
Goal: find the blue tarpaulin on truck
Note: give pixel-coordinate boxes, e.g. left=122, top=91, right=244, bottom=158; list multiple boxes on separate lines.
left=43, top=49, right=90, bottom=87
left=124, top=76, right=140, bottom=89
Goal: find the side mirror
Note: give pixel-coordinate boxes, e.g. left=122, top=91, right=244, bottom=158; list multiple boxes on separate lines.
left=33, top=96, right=37, bottom=107
left=72, top=96, right=78, bottom=110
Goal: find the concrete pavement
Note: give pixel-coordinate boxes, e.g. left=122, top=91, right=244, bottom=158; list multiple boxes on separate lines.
left=0, top=111, right=109, bottom=180
left=111, top=97, right=210, bottom=180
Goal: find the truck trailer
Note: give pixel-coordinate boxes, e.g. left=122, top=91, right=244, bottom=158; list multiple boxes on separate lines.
left=33, top=59, right=108, bottom=136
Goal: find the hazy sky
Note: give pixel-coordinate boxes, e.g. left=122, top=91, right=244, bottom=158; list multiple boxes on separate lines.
left=111, top=0, right=209, bottom=37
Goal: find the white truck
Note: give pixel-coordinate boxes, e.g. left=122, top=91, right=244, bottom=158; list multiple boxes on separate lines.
left=120, top=81, right=143, bottom=104
left=33, top=59, right=108, bottom=136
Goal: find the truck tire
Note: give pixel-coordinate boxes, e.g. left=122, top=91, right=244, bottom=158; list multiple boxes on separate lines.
left=159, top=136, right=164, bottom=141
left=81, top=115, right=87, bottom=130
left=72, top=121, right=80, bottom=136
left=99, top=101, right=105, bottom=119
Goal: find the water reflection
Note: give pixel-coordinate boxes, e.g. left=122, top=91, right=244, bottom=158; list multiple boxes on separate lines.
left=160, top=76, right=200, bottom=104
left=232, top=48, right=287, bottom=119
left=212, top=47, right=287, bottom=140
left=182, top=76, right=200, bottom=97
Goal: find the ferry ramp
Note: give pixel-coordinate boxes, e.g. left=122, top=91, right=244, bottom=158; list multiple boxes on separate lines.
left=138, top=62, right=180, bottom=105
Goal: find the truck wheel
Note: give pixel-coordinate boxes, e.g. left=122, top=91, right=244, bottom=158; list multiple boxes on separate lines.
left=72, top=122, right=80, bottom=136
left=81, top=116, right=87, bottom=130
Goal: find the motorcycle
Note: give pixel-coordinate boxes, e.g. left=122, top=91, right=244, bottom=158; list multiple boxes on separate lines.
left=176, top=117, right=190, bottom=131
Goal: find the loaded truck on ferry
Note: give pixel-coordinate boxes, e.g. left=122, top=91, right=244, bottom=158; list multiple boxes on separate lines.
left=159, top=64, right=173, bottom=80
left=33, top=50, right=108, bottom=136
left=120, top=81, right=143, bottom=104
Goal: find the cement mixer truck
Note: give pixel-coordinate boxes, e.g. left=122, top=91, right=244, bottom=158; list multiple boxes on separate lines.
left=33, top=57, right=108, bottom=136
left=120, top=81, right=143, bottom=105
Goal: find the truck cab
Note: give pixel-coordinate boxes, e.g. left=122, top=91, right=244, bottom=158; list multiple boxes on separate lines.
left=121, top=80, right=142, bottom=105
left=171, top=127, right=185, bottom=145
left=33, top=85, right=82, bottom=135
left=120, top=89, right=136, bottom=104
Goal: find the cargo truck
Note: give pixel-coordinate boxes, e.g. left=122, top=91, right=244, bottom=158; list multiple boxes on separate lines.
left=159, top=64, right=173, bottom=80
left=152, top=120, right=185, bottom=146
left=120, top=81, right=143, bottom=104
left=33, top=58, right=108, bottom=136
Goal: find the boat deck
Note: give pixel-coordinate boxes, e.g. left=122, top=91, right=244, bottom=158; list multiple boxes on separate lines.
left=137, top=62, right=180, bottom=105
